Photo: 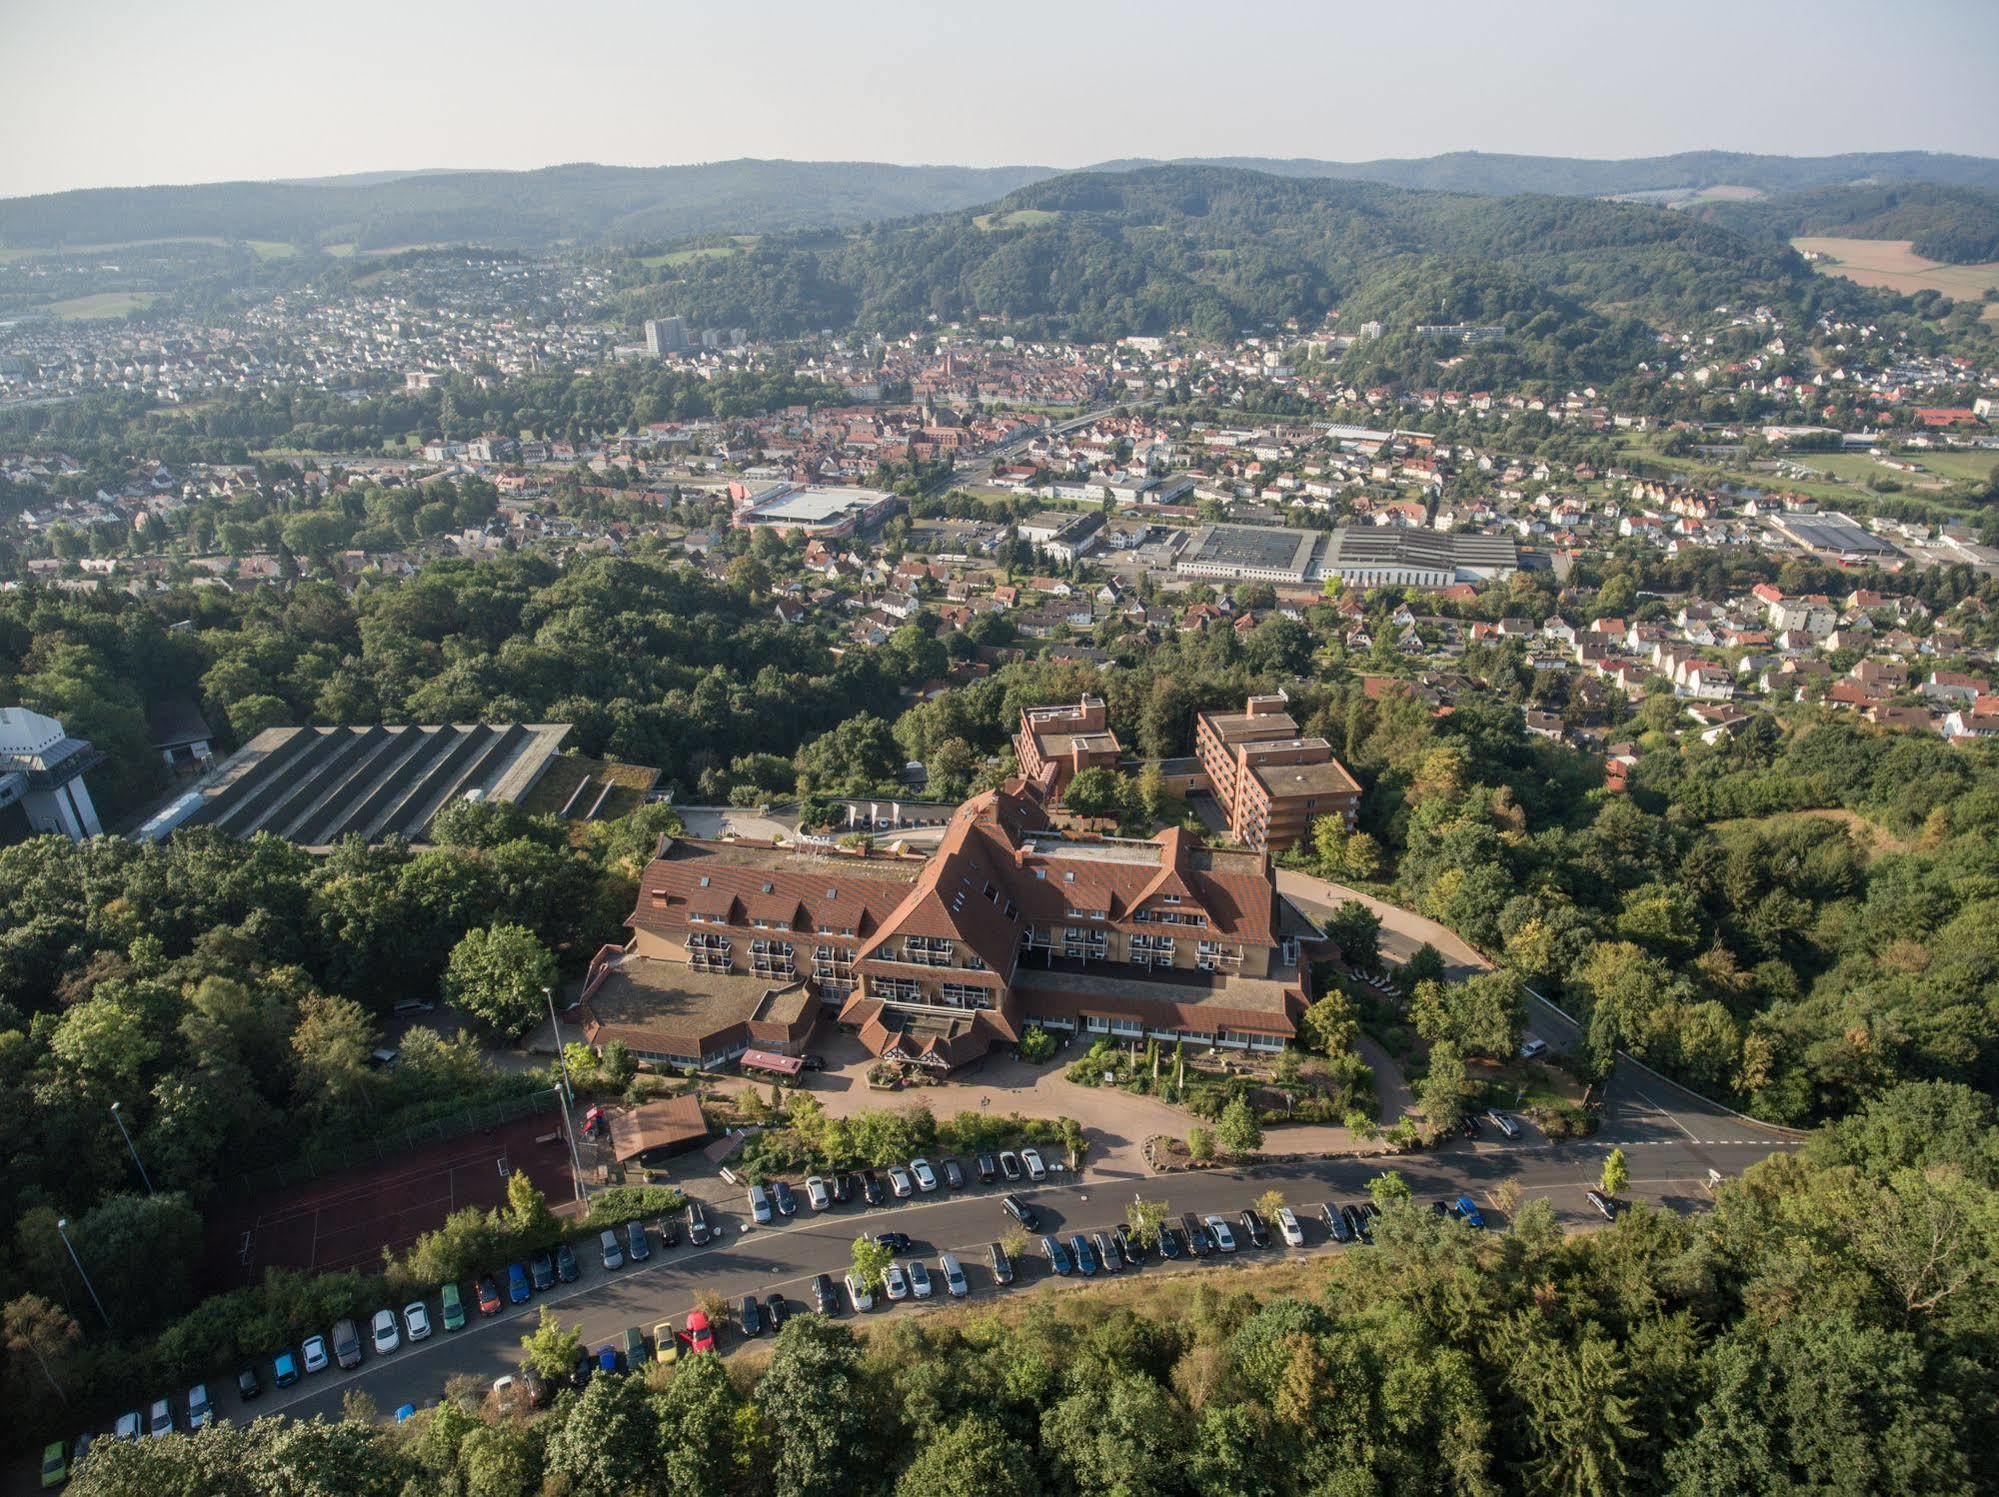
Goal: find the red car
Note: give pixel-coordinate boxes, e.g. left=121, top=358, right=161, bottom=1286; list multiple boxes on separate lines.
left=475, top=1277, right=502, bottom=1316
left=682, top=1309, right=717, bottom=1355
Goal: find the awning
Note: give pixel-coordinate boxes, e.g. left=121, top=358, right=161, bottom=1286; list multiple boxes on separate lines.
left=740, top=1048, right=803, bottom=1077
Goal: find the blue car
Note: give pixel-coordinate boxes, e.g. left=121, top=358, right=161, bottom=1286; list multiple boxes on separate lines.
left=1454, top=1195, right=1487, bottom=1230
left=506, top=1263, right=532, bottom=1304
left=597, top=1345, right=620, bottom=1376
left=1042, top=1235, right=1072, bottom=1275
left=1068, top=1233, right=1098, bottom=1276
left=394, top=1403, right=417, bottom=1424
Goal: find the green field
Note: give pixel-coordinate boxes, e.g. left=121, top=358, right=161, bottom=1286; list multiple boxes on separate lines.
left=974, top=208, right=1061, bottom=230
left=244, top=239, right=299, bottom=261
left=43, top=290, right=159, bottom=319
left=639, top=244, right=740, bottom=269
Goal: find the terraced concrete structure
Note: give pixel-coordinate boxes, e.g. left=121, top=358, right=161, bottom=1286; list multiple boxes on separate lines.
left=146, top=723, right=569, bottom=847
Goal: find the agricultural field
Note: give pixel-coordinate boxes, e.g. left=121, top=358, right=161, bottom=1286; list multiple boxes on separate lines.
left=974, top=207, right=1062, bottom=230
left=43, top=290, right=159, bottom=319
left=1794, top=236, right=1999, bottom=321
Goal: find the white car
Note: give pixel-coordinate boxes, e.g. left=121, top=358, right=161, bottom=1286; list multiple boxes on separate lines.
left=1276, top=1207, right=1305, bottom=1247
left=403, top=1301, right=432, bottom=1342
left=370, top=1308, right=400, bottom=1355
left=1204, top=1215, right=1238, bottom=1253
left=491, top=1375, right=517, bottom=1414
left=301, top=1334, right=329, bottom=1374
left=845, top=1272, right=875, bottom=1312
left=147, top=1399, right=174, bottom=1438
left=909, top=1158, right=938, bottom=1193
left=884, top=1263, right=910, bottom=1300
left=887, top=1166, right=914, bottom=1198
left=1020, top=1147, right=1047, bottom=1181
left=907, top=1260, right=933, bottom=1299
left=939, top=1252, right=969, bottom=1297
left=1520, top=1037, right=1548, bottom=1060
left=805, top=1175, right=831, bottom=1210
left=114, top=1411, right=142, bottom=1442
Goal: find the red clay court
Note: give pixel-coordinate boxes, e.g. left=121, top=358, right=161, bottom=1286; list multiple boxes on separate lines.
left=202, top=1111, right=576, bottom=1291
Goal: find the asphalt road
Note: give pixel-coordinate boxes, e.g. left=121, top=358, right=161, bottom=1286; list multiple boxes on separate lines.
left=198, top=1117, right=1792, bottom=1430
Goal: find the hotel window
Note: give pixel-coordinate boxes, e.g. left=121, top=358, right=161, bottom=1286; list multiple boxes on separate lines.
left=939, top=982, right=993, bottom=1011
left=903, top=936, right=955, bottom=966
left=750, top=939, right=794, bottom=977
left=1085, top=1015, right=1110, bottom=1034
left=875, top=978, right=920, bottom=1004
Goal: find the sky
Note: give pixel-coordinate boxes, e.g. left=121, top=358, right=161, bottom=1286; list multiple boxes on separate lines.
left=3, top=0, right=1998, bottom=198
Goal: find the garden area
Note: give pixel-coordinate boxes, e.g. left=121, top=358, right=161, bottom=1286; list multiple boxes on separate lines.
left=730, top=1095, right=1085, bottom=1184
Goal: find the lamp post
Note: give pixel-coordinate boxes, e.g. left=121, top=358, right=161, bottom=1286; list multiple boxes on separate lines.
left=545, top=987, right=574, bottom=1106
left=544, top=987, right=584, bottom=1206
left=110, top=1101, right=153, bottom=1197
left=54, top=1220, right=110, bottom=1333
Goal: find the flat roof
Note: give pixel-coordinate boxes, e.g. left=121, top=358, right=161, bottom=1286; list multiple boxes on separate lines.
left=586, top=958, right=813, bottom=1043
left=746, top=485, right=894, bottom=523
left=1251, top=756, right=1363, bottom=800
left=1202, top=709, right=1301, bottom=743
left=1179, top=524, right=1321, bottom=575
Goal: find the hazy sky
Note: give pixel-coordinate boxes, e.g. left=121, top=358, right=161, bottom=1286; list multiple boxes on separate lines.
left=4, top=0, right=1997, bottom=197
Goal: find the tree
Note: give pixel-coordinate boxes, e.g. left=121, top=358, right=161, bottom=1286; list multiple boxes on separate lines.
left=654, top=1350, right=745, bottom=1497
left=1041, top=1372, right=1191, bottom=1495
left=1369, top=1170, right=1413, bottom=1207
left=504, top=1173, right=557, bottom=1244
left=3, top=1293, right=79, bottom=1399
left=518, top=1304, right=580, bottom=1380
left=1325, top=901, right=1382, bottom=970
left=851, top=1235, right=893, bottom=1293
left=1061, top=766, right=1130, bottom=819
left=1217, top=1096, right=1264, bottom=1156
left=1402, top=942, right=1447, bottom=987
left=1300, top=989, right=1359, bottom=1056
left=1186, top=1126, right=1215, bottom=1163
left=1420, top=1042, right=1470, bottom=1136
left=1125, top=1196, right=1171, bottom=1250
left=540, top=1370, right=659, bottom=1495
left=1600, top=1146, right=1629, bottom=1198
left=756, top=1317, right=877, bottom=1497
left=1254, top=1187, right=1288, bottom=1223
left=442, top=923, right=556, bottom=1039
left=895, top=1414, right=1037, bottom=1497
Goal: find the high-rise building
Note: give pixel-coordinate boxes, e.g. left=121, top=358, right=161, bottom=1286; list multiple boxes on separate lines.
left=643, top=316, right=689, bottom=357
left=0, top=707, right=104, bottom=843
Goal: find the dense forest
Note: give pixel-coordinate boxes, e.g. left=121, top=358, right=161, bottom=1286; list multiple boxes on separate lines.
left=627, top=166, right=1856, bottom=381
left=1697, top=182, right=1999, bottom=265
left=49, top=1080, right=1999, bottom=1497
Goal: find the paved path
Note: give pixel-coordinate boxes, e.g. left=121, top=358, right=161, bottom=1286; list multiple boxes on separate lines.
left=191, top=1123, right=1797, bottom=1434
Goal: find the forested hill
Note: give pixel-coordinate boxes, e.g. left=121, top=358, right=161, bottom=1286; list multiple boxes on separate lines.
left=1693, top=182, right=1999, bottom=264
left=0, top=159, right=1054, bottom=252
left=625, top=165, right=1822, bottom=380
left=1094, top=149, right=1999, bottom=197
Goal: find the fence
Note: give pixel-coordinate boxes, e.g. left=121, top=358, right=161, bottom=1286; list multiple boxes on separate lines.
left=218, top=1089, right=557, bottom=1201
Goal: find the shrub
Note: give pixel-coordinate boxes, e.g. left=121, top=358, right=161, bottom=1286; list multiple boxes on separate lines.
left=579, top=1185, right=687, bottom=1230
left=1018, top=1026, right=1058, bottom=1064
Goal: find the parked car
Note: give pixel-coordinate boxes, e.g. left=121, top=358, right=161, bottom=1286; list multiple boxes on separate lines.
left=1458, top=1113, right=1482, bottom=1139
left=507, top=1262, right=532, bottom=1302
left=301, top=1335, right=329, bottom=1374
left=394, top=1402, right=418, bottom=1423
left=1204, top=1215, right=1238, bottom=1253
left=1351, top=1204, right=1377, bottom=1244
left=1237, top=1208, right=1270, bottom=1249
left=654, top=1319, right=679, bottom=1365
left=475, top=1278, right=502, bottom=1316
left=147, top=1399, right=174, bottom=1438
left=1180, top=1212, right=1211, bottom=1257
left=1322, top=1203, right=1353, bottom=1243
left=596, top=1345, right=619, bottom=1376
left=830, top=1172, right=854, bottom=1204
left=764, top=1292, right=789, bottom=1331
left=747, top=1184, right=773, bottom=1223
left=236, top=1366, right=262, bottom=1401
left=813, top=1273, right=841, bottom=1314
left=684, top=1309, right=718, bottom=1353
left=186, top=1383, right=213, bottom=1429
left=909, top=1158, right=938, bottom=1193
left=491, top=1375, right=518, bottom=1414
left=1520, top=1037, right=1548, bottom=1060
left=1020, top=1147, right=1047, bottom=1181
left=998, top=1151, right=1023, bottom=1182
left=275, top=1348, right=303, bottom=1387
left=806, top=1175, right=831, bottom=1211
left=404, top=1301, right=433, bottom=1341
left=599, top=1229, right=626, bottom=1271
left=1277, top=1207, right=1305, bottom=1247
left=113, top=1412, right=141, bottom=1443
left=330, top=1319, right=363, bottom=1371
left=1068, top=1234, right=1098, bottom=1276
left=988, top=1241, right=1015, bottom=1285
left=873, top=1230, right=913, bottom=1254
left=620, top=1326, right=647, bottom=1367
left=1114, top=1223, right=1145, bottom=1264
left=942, top=1158, right=966, bottom=1190
left=1585, top=1189, right=1618, bottom=1220
left=440, top=1282, right=466, bottom=1329
left=1487, top=1110, right=1520, bottom=1140
left=883, top=1264, right=910, bottom=1301
left=554, top=1243, right=579, bottom=1284
left=1156, top=1223, right=1184, bottom=1259
left=1093, top=1231, right=1122, bottom=1273
left=1002, top=1194, right=1042, bottom=1231
left=939, top=1252, right=969, bottom=1298
left=686, top=1202, right=712, bottom=1245
left=626, top=1219, right=651, bottom=1260
left=371, top=1308, right=401, bottom=1355
left=907, top=1259, right=934, bottom=1299
left=1043, top=1235, right=1073, bottom=1275
left=1454, top=1195, right=1487, bottom=1230
left=525, top=1368, right=554, bottom=1407
left=39, top=1441, right=66, bottom=1490
left=887, top=1166, right=914, bottom=1198
left=846, top=1273, right=875, bottom=1312
left=975, top=1153, right=998, bottom=1184
left=530, top=1253, right=555, bottom=1292
left=770, top=1181, right=796, bottom=1218
left=861, top=1170, right=886, bottom=1207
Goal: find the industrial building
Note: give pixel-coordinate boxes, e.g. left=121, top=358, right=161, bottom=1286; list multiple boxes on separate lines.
left=732, top=482, right=901, bottom=540
left=137, top=722, right=569, bottom=848
left=0, top=707, right=104, bottom=844
left=1322, top=526, right=1519, bottom=588
left=1174, top=525, right=1324, bottom=584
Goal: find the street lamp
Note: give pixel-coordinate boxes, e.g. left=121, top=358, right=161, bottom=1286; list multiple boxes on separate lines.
left=544, top=987, right=584, bottom=1206
left=110, top=1102, right=153, bottom=1197
left=552, top=1084, right=586, bottom=1207
left=545, top=987, right=575, bottom=1106
left=54, top=1220, right=110, bottom=1333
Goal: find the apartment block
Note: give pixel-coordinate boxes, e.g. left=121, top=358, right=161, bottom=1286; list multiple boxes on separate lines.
left=1195, top=695, right=1360, bottom=852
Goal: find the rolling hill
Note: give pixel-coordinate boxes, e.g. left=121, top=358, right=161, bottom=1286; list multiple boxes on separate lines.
left=1690, top=183, right=1999, bottom=264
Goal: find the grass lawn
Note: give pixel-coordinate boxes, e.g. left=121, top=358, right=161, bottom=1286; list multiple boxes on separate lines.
left=516, top=754, right=661, bottom=825
left=43, top=290, right=158, bottom=319
left=973, top=208, right=1061, bottom=231
left=639, top=244, right=740, bottom=269
left=244, top=239, right=299, bottom=261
